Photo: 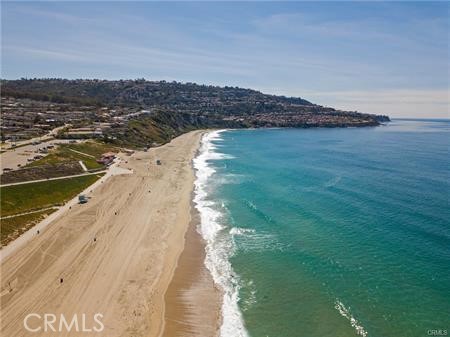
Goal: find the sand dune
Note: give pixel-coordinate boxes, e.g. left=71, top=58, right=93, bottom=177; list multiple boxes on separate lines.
left=0, top=131, right=214, bottom=336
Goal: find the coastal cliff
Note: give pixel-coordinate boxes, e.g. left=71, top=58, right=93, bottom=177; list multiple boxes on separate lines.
left=1, top=78, right=390, bottom=147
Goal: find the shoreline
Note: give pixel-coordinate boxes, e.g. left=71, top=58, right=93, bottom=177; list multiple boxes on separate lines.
left=191, top=130, right=249, bottom=337
left=162, top=130, right=223, bottom=337
left=0, top=131, right=205, bottom=336
left=0, top=161, right=132, bottom=262
left=162, top=192, right=222, bottom=337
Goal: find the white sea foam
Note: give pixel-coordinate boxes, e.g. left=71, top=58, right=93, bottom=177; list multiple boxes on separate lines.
left=230, top=227, right=256, bottom=235
left=232, top=229, right=289, bottom=252
left=334, top=299, right=368, bottom=337
left=241, top=279, right=258, bottom=312
left=193, top=130, right=249, bottom=337
left=214, top=173, right=246, bottom=186
left=324, top=175, right=342, bottom=188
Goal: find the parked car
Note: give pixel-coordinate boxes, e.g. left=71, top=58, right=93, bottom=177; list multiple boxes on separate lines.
left=78, top=195, right=88, bottom=204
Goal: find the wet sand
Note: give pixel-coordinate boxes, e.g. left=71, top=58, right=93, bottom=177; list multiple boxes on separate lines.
left=0, top=131, right=220, bottom=336
left=162, top=200, right=222, bottom=337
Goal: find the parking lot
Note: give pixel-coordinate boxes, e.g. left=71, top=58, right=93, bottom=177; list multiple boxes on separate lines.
left=1, top=139, right=77, bottom=173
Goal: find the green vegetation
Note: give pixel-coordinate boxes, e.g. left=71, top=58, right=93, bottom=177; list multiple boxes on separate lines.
left=117, top=115, right=197, bottom=147
left=0, top=141, right=110, bottom=245
left=1, top=78, right=313, bottom=108
left=1, top=208, right=56, bottom=247
left=1, top=79, right=390, bottom=148
left=66, top=141, right=119, bottom=158
left=0, top=173, right=103, bottom=217
left=1, top=141, right=116, bottom=186
left=1, top=162, right=83, bottom=185
left=29, top=141, right=118, bottom=170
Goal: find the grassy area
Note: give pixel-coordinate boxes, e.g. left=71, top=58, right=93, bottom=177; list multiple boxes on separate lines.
left=67, top=141, right=119, bottom=158
left=0, top=173, right=103, bottom=217
left=1, top=162, right=84, bottom=185
left=29, top=146, right=102, bottom=169
left=1, top=208, right=56, bottom=247
left=28, top=141, right=118, bottom=170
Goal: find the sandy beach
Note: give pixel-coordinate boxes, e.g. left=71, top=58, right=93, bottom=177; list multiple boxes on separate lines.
left=0, top=130, right=220, bottom=336
left=163, top=198, right=222, bottom=337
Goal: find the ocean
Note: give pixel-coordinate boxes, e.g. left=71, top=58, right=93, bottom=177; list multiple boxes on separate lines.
left=193, top=119, right=450, bottom=337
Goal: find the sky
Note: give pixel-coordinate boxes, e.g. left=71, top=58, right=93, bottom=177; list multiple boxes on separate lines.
left=1, top=1, right=449, bottom=118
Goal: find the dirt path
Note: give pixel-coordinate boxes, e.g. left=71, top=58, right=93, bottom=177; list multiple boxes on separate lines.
left=0, top=170, right=106, bottom=187
left=0, top=131, right=204, bottom=337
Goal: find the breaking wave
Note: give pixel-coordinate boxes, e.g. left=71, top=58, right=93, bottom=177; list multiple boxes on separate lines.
left=193, top=130, right=249, bottom=337
left=334, top=299, right=368, bottom=337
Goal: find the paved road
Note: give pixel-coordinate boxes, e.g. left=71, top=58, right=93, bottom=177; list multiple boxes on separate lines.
left=0, top=139, right=80, bottom=173
left=69, top=148, right=95, bottom=158
left=0, top=170, right=107, bottom=187
left=0, top=157, right=132, bottom=261
left=79, top=160, right=88, bottom=171
left=1, top=125, right=69, bottom=150
left=1, top=206, right=58, bottom=220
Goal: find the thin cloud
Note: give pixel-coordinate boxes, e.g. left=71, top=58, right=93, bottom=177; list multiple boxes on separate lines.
left=301, top=89, right=450, bottom=117
left=2, top=2, right=448, bottom=118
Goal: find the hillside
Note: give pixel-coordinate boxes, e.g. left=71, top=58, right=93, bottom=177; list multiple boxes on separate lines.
left=1, top=78, right=389, bottom=147
left=2, top=78, right=314, bottom=108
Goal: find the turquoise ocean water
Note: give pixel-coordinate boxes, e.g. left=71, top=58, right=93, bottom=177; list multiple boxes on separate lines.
left=193, top=119, right=449, bottom=337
